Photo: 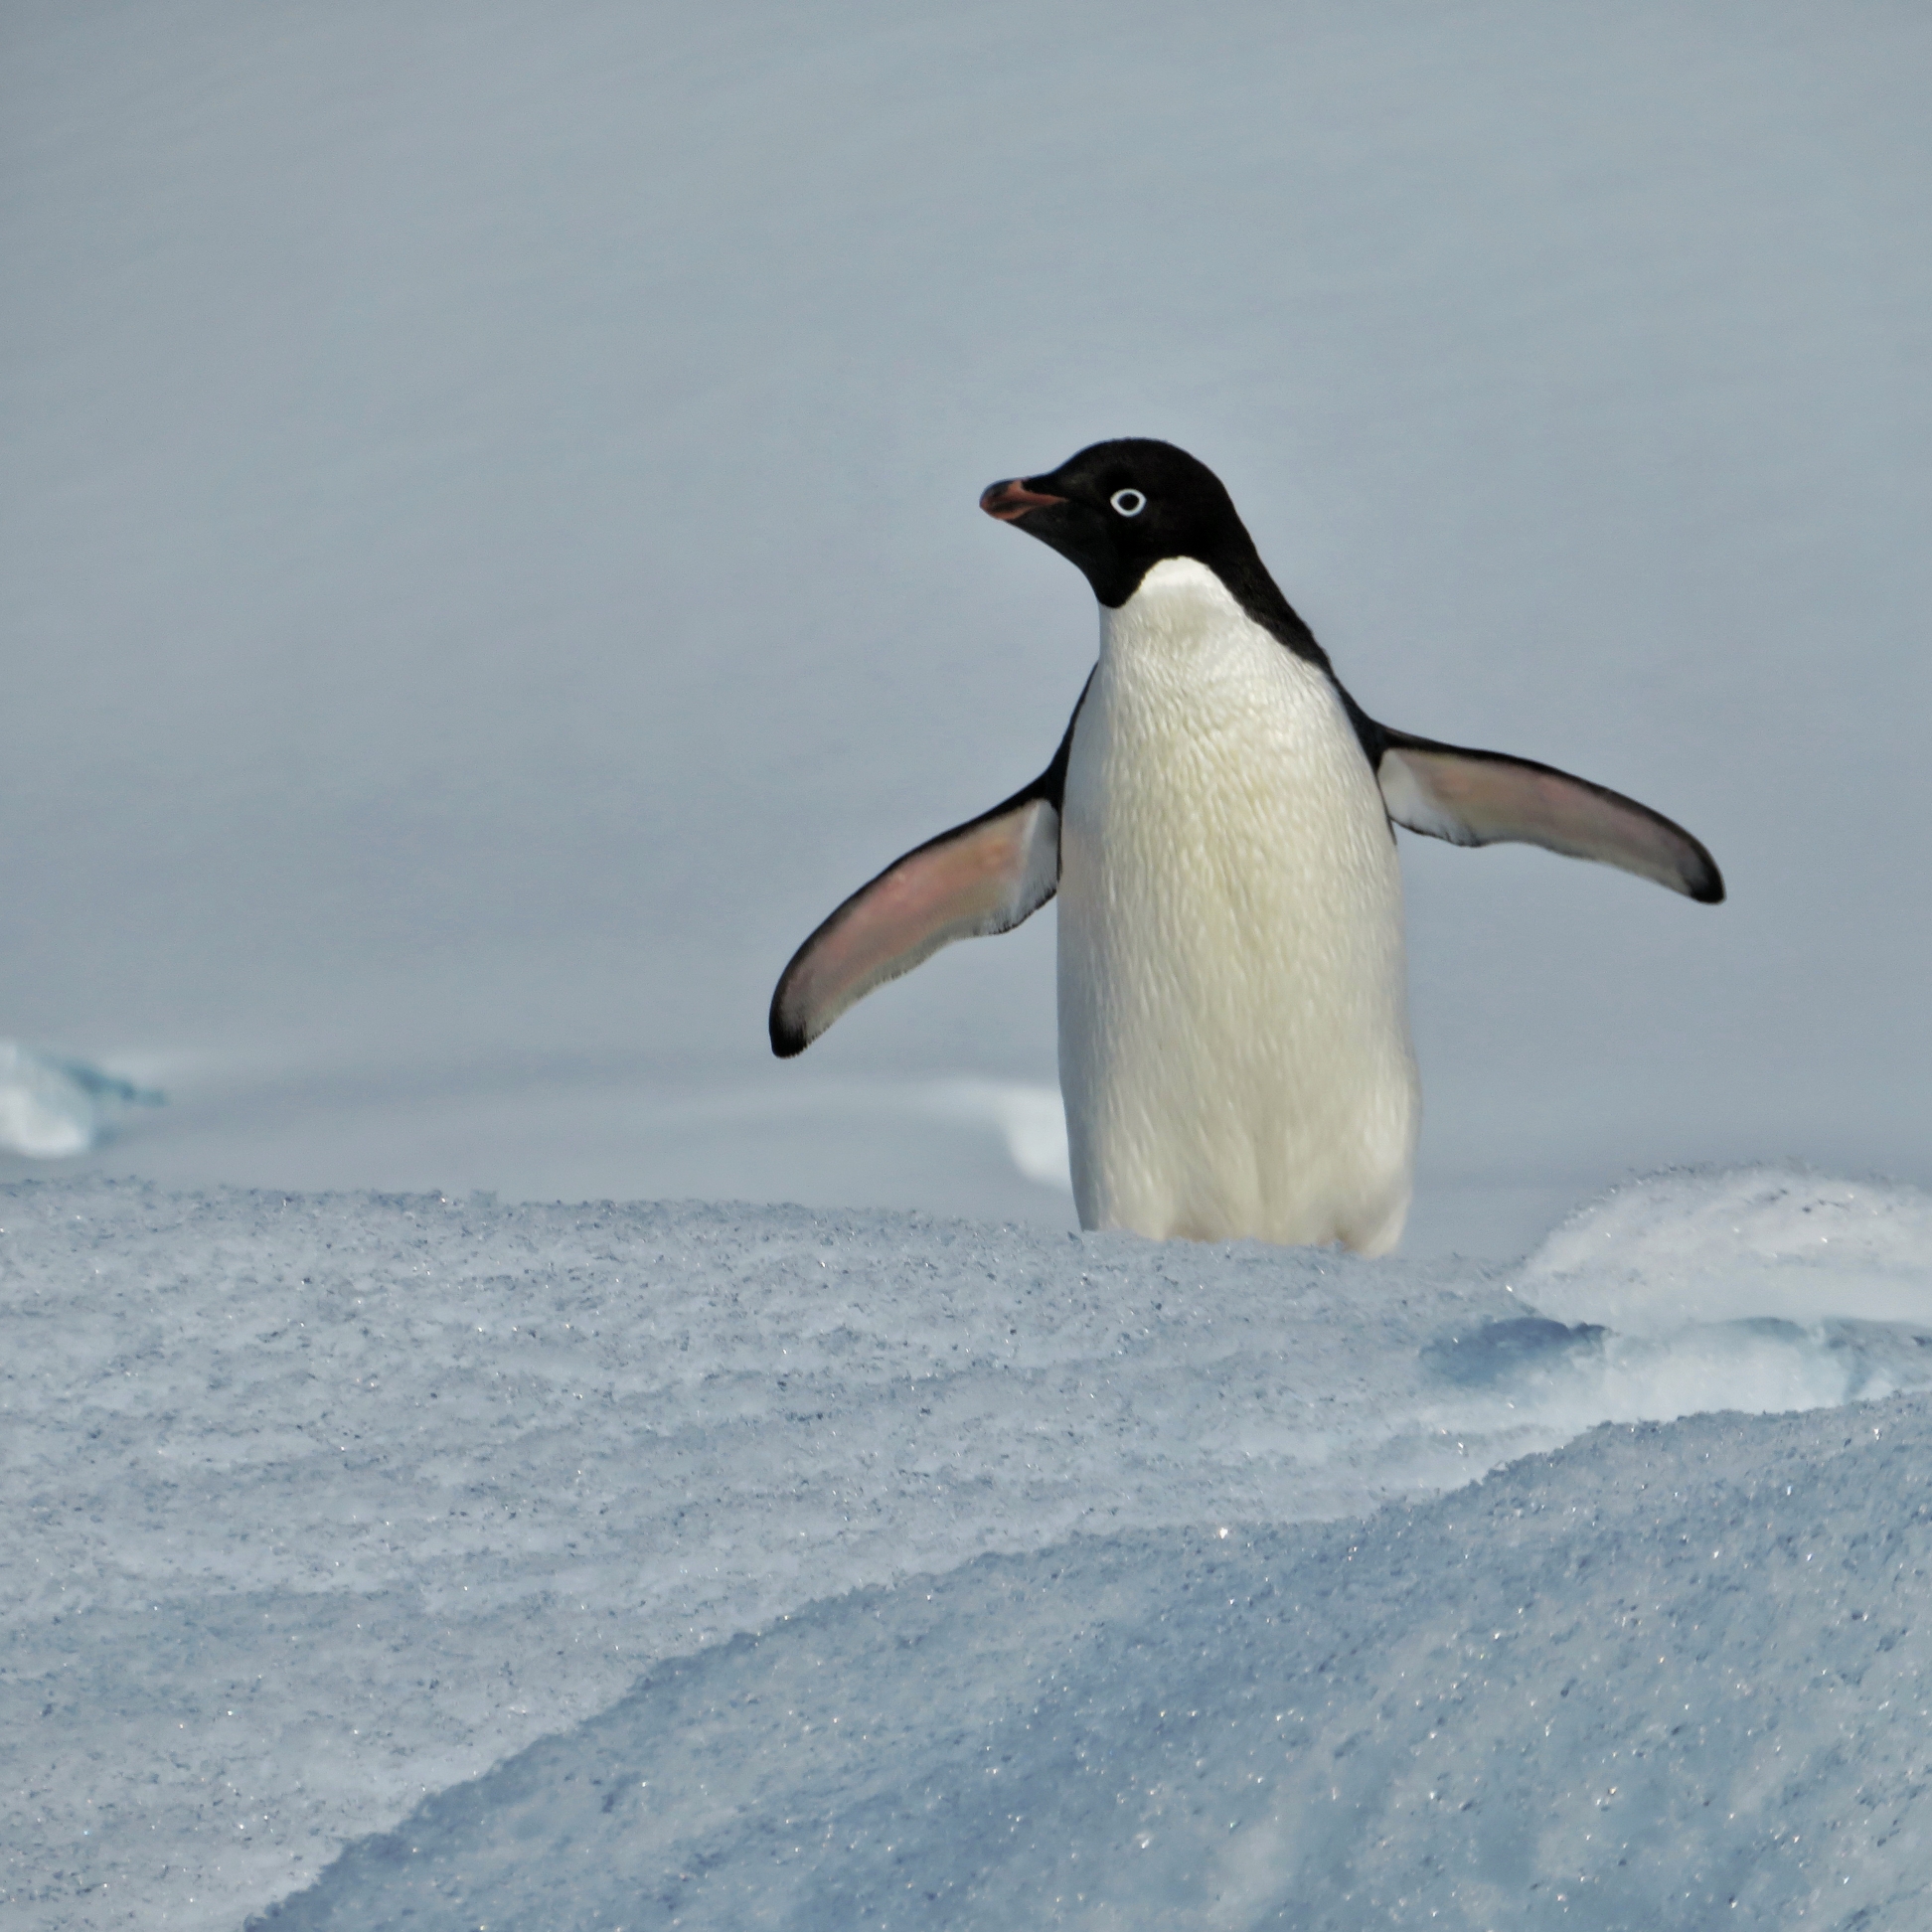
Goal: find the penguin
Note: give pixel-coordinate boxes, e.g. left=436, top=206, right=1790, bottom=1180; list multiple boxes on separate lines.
left=768, top=439, right=1722, bottom=1254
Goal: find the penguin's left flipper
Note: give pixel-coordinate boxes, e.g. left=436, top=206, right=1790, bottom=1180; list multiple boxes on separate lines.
left=1374, top=728, right=1724, bottom=903
left=769, top=785, right=1062, bottom=1058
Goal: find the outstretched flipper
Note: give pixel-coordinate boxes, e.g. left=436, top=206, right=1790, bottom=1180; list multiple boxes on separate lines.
left=1373, top=726, right=1724, bottom=903
left=769, top=691, right=1085, bottom=1056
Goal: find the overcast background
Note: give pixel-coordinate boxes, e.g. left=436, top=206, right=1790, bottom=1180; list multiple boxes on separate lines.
left=3, top=0, right=1927, bottom=1255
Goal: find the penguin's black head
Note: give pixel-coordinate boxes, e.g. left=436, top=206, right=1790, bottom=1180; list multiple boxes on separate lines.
left=979, top=438, right=1261, bottom=609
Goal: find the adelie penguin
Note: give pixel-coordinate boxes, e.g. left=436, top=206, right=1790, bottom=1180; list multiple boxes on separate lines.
left=769, top=440, right=1722, bottom=1255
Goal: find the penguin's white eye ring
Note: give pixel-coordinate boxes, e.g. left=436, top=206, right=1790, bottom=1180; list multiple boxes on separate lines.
left=1109, top=488, right=1147, bottom=518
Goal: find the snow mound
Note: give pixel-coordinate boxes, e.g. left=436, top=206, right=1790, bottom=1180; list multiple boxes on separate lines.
left=256, top=1404, right=1932, bottom=1931
left=7, top=1167, right=1932, bottom=1930
left=1522, top=1166, right=1932, bottom=1332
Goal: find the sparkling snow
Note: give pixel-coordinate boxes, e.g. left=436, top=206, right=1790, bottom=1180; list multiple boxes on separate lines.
left=8, top=1167, right=1932, bottom=1928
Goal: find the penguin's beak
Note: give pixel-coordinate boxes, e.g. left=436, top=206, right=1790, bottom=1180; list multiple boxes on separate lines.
left=980, top=478, right=1066, bottom=522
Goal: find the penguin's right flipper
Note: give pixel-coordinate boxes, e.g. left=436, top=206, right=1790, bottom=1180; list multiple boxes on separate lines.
left=768, top=788, right=1061, bottom=1057
left=769, top=686, right=1088, bottom=1058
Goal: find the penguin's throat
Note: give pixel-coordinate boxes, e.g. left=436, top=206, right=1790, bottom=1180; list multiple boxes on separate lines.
left=1100, top=557, right=1250, bottom=668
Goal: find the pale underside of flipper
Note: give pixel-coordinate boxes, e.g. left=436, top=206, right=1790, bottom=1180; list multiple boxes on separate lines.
left=1373, top=727, right=1725, bottom=903
left=770, top=686, right=1085, bottom=1057
left=768, top=791, right=1060, bottom=1056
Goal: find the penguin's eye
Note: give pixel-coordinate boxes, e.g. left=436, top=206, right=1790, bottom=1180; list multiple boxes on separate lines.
left=1109, top=488, right=1147, bottom=518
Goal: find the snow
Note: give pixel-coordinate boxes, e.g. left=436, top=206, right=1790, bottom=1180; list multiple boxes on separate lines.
left=1524, top=1166, right=1932, bottom=1334
left=920, top=1080, right=1074, bottom=1192
left=9, top=1166, right=1932, bottom=1928
left=259, top=1410, right=1932, bottom=1931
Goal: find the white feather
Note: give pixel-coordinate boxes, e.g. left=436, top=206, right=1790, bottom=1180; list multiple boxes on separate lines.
left=1056, top=559, right=1419, bottom=1253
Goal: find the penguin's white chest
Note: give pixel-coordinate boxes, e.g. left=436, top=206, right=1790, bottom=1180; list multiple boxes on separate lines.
left=1056, top=558, right=1419, bottom=1253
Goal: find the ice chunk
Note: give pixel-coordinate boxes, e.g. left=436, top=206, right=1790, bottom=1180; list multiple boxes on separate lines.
left=0, top=1042, right=163, bottom=1158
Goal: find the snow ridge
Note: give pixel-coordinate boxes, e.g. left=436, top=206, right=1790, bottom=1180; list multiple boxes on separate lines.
left=7, top=1168, right=1932, bottom=1929
left=261, top=1405, right=1932, bottom=1931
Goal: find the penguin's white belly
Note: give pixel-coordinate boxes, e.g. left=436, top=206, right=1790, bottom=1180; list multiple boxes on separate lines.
left=1056, top=560, right=1419, bottom=1253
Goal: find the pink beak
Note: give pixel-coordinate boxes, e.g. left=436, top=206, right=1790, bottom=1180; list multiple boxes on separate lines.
left=979, top=478, right=1065, bottom=522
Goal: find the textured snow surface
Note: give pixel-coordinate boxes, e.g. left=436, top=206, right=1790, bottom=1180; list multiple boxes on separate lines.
left=8, top=1168, right=1932, bottom=1929
left=261, top=1412, right=1932, bottom=1932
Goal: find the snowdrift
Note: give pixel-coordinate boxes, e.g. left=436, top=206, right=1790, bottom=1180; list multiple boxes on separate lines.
left=263, top=1409, right=1932, bottom=1931
left=6, top=1169, right=1932, bottom=1930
